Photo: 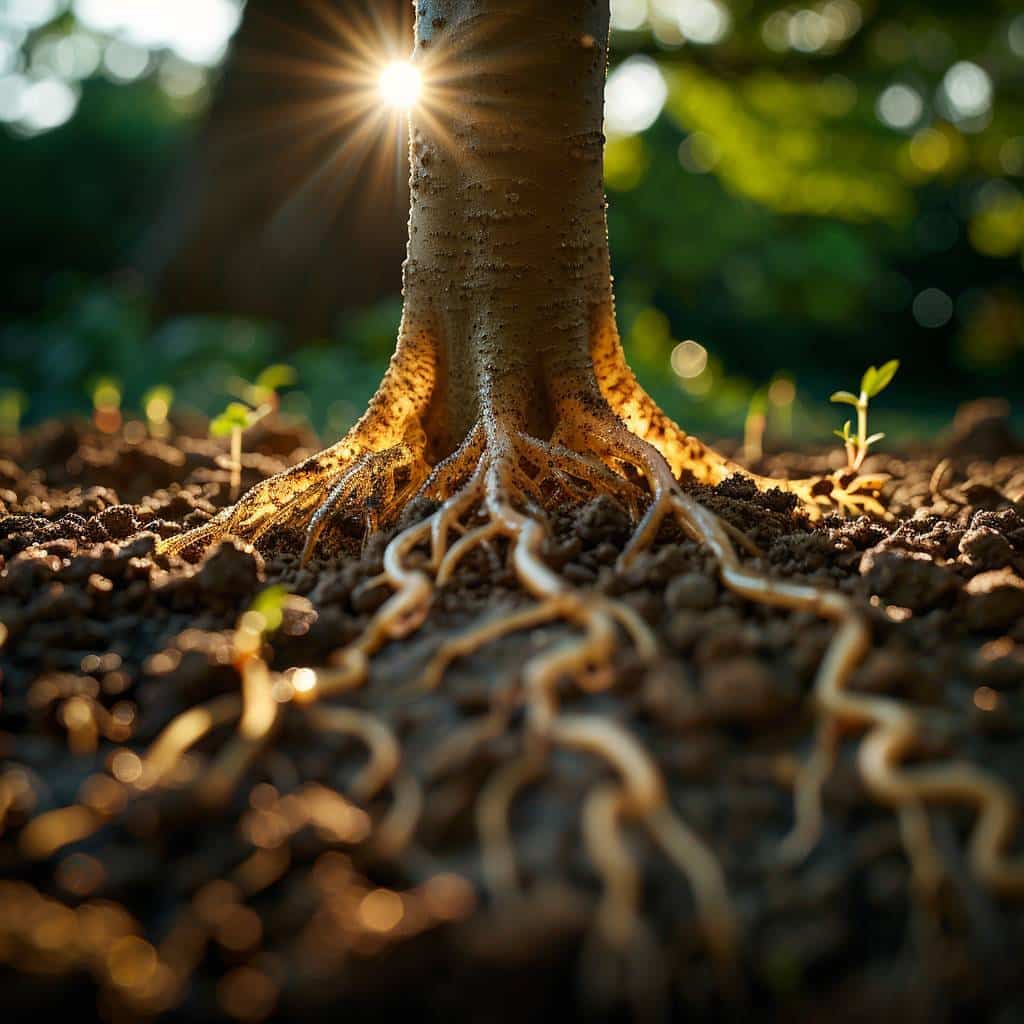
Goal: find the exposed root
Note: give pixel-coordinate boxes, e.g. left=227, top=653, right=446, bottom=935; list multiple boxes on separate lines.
left=19, top=393, right=1024, bottom=1021
left=418, top=599, right=567, bottom=692
left=817, top=656, right=1024, bottom=895
left=147, top=401, right=1021, bottom=962
left=590, top=323, right=890, bottom=520
left=477, top=747, right=545, bottom=893
left=306, top=705, right=401, bottom=801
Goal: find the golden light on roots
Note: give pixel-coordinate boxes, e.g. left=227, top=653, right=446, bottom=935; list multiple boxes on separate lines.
left=378, top=61, right=422, bottom=109
left=6, top=2, right=1024, bottom=1016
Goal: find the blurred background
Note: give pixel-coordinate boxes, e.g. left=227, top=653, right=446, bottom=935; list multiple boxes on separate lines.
left=0, top=0, right=1022, bottom=448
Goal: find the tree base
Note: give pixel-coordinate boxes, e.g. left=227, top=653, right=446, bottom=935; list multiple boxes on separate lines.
left=3, top=414, right=1024, bottom=1018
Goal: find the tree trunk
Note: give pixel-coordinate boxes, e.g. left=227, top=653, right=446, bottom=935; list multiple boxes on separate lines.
left=143, top=0, right=411, bottom=338
left=163, top=0, right=879, bottom=581
left=406, top=0, right=615, bottom=455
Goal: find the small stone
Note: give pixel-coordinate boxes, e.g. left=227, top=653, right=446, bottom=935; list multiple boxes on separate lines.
left=666, top=572, right=718, bottom=612
left=702, top=657, right=787, bottom=723
left=195, top=538, right=265, bottom=597
left=860, top=548, right=959, bottom=611
left=965, top=569, right=1024, bottom=632
left=959, top=527, right=1017, bottom=571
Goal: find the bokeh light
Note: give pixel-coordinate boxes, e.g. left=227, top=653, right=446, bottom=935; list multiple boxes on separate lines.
left=940, top=61, right=992, bottom=125
left=676, top=0, right=730, bottom=45
left=610, top=0, right=646, bottom=32
left=73, top=0, right=242, bottom=66
left=605, top=55, right=667, bottom=137
left=912, top=288, right=954, bottom=329
left=670, top=340, right=709, bottom=379
left=876, top=83, right=922, bottom=131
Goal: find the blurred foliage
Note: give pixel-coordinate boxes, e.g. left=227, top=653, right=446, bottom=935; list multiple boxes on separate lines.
left=0, top=0, right=1022, bottom=448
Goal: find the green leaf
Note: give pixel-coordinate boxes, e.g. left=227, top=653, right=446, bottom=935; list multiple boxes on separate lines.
left=225, top=375, right=254, bottom=402
left=860, top=366, right=877, bottom=397
left=833, top=420, right=852, bottom=442
left=210, top=402, right=251, bottom=438
left=833, top=429, right=849, bottom=442
left=830, top=390, right=859, bottom=406
left=248, top=585, right=291, bottom=634
left=868, top=359, right=899, bottom=397
left=255, top=364, right=297, bottom=393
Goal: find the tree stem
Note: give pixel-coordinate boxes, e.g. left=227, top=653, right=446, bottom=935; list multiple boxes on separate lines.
left=404, top=0, right=614, bottom=449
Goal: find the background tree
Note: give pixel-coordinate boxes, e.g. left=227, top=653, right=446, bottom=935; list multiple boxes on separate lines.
left=144, top=0, right=411, bottom=338
left=0, top=0, right=1022, bottom=432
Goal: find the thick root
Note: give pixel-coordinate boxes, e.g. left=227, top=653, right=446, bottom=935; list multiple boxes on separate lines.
left=589, top=320, right=889, bottom=520
left=24, top=390, right=1024, bottom=1020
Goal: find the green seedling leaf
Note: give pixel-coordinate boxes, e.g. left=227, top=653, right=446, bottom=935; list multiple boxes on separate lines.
left=255, top=364, right=297, bottom=394
left=210, top=402, right=252, bottom=438
left=833, top=420, right=852, bottom=443
left=225, top=375, right=255, bottom=403
left=870, top=359, right=899, bottom=397
left=248, top=585, right=291, bottom=634
left=861, top=360, right=899, bottom=398
left=864, top=432, right=886, bottom=447
left=830, top=391, right=859, bottom=407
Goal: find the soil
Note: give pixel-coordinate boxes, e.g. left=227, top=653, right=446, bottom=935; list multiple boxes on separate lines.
left=1, top=400, right=1023, bottom=1023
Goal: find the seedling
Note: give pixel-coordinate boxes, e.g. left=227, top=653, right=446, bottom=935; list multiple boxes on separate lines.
left=142, top=386, right=174, bottom=439
left=743, top=388, right=768, bottom=464
left=211, top=401, right=267, bottom=499
left=212, top=365, right=297, bottom=498
left=830, top=360, right=899, bottom=472
left=226, top=364, right=297, bottom=412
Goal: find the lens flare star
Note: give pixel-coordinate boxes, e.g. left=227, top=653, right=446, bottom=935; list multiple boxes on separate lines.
left=379, top=61, right=421, bottom=109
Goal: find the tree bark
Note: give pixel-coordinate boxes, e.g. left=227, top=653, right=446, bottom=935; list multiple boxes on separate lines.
left=406, top=0, right=614, bottom=454
left=143, top=0, right=411, bottom=338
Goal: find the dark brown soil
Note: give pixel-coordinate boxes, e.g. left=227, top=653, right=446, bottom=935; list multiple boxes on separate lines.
left=2, top=401, right=1024, bottom=1023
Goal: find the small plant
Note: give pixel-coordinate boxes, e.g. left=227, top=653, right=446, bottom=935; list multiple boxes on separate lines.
left=830, top=360, right=899, bottom=472
left=743, top=388, right=768, bottom=464
left=226, top=364, right=297, bottom=412
left=142, top=386, right=174, bottom=439
left=211, top=365, right=297, bottom=497
left=210, top=401, right=263, bottom=499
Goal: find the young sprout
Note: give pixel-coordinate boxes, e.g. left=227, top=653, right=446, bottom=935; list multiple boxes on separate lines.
left=210, top=402, right=261, bottom=499
left=0, top=390, right=26, bottom=437
left=92, top=377, right=122, bottom=435
left=212, top=365, right=297, bottom=497
left=226, top=364, right=297, bottom=413
left=236, top=584, right=291, bottom=658
left=743, top=388, right=768, bottom=464
left=142, top=386, right=174, bottom=439
left=830, top=360, right=899, bottom=472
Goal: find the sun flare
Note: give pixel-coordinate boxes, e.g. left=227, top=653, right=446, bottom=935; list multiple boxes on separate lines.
left=379, top=61, right=421, bottom=110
